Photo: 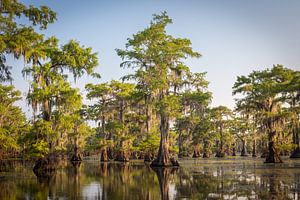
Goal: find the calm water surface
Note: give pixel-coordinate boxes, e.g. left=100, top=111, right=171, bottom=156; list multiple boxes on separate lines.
left=0, top=157, right=300, bottom=200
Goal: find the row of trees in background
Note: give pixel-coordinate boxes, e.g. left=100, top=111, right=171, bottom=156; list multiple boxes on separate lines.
left=0, top=1, right=299, bottom=170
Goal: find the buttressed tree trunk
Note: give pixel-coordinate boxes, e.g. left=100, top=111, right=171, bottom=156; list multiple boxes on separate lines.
left=151, top=113, right=179, bottom=167
left=265, top=130, right=282, bottom=163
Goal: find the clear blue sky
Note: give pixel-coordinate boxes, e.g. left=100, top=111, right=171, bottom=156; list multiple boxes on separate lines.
left=9, top=0, right=300, bottom=115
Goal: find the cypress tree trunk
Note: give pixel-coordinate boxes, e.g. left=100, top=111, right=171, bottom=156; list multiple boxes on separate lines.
left=216, top=124, right=225, bottom=157
left=241, top=140, right=248, bottom=156
left=178, top=130, right=183, bottom=158
left=71, top=137, right=82, bottom=162
left=100, top=147, right=109, bottom=162
left=265, top=131, right=282, bottom=163
left=151, top=113, right=178, bottom=167
left=100, top=115, right=109, bottom=162
left=232, top=144, right=236, bottom=156
left=290, top=126, right=300, bottom=158
left=252, top=139, right=257, bottom=157
left=203, top=140, right=210, bottom=158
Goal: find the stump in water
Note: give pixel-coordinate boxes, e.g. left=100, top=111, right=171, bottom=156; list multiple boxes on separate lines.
left=33, top=154, right=58, bottom=178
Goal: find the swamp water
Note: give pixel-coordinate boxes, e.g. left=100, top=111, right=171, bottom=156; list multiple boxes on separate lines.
left=0, top=157, right=300, bottom=200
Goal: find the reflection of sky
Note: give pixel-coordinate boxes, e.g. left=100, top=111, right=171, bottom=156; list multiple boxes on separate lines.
left=8, top=0, right=300, bottom=117
left=82, top=182, right=102, bottom=199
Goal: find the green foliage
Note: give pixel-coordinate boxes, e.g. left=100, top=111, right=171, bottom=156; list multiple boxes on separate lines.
left=0, top=0, right=56, bottom=81
left=0, top=84, right=27, bottom=157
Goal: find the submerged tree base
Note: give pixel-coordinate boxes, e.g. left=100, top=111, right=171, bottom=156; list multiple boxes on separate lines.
left=203, top=152, right=210, bottom=158
left=33, top=154, right=58, bottom=178
left=215, top=150, right=225, bottom=158
left=70, top=153, right=82, bottom=162
left=150, top=157, right=179, bottom=167
left=114, top=154, right=130, bottom=162
left=144, top=154, right=154, bottom=162
left=290, top=148, right=300, bottom=158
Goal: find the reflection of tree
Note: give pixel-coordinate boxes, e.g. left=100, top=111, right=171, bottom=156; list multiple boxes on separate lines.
left=257, top=173, right=293, bottom=200
left=83, top=162, right=161, bottom=200
left=1, top=161, right=300, bottom=199
left=151, top=167, right=178, bottom=200
left=175, top=167, right=219, bottom=199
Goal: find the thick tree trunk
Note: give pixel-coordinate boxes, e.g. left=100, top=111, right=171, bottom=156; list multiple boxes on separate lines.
left=192, top=144, right=201, bottom=158
left=290, top=126, right=300, bottom=158
left=265, top=131, right=282, bottom=163
left=203, top=140, right=210, bottom=158
left=241, top=140, right=248, bottom=156
left=114, top=150, right=130, bottom=162
left=71, top=138, right=82, bottom=162
left=192, top=149, right=201, bottom=158
left=151, top=114, right=178, bottom=167
left=232, top=146, right=236, bottom=156
left=202, top=152, right=209, bottom=158
left=100, top=147, right=109, bottom=162
left=216, top=125, right=225, bottom=157
left=252, top=139, right=257, bottom=157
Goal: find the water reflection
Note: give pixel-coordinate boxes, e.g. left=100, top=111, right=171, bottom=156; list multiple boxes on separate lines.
left=0, top=159, right=299, bottom=199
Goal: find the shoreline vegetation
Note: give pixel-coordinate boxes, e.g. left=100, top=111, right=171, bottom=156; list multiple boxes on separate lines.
left=0, top=0, right=299, bottom=181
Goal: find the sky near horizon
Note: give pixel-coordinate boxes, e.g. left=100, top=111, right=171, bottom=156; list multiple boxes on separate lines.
left=8, top=0, right=300, bottom=116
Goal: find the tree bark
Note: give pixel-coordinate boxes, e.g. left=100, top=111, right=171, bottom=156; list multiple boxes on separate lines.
left=265, top=131, right=282, bottom=163
left=178, top=130, right=183, bottom=158
left=232, top=146, right=236, bottom=156
left=71, top=137, right=82, bottom=162
left=290, top=126, right=300, bottom=158
left=241, top=140, right=248, bottom=156
left=100, top=147, right=109, bottom=162
left=216, top=124, right=225, bottom=157
left=151, top=113, right=177, bottom=167
left=252, top=139, right=257, bottom=157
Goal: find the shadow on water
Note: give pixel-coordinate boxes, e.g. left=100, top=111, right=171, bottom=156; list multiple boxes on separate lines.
left=0, top=158, right=300, bottom=199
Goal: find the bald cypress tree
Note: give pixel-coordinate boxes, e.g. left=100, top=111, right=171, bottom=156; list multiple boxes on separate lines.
left=117, top=12, right=200, bottom=166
